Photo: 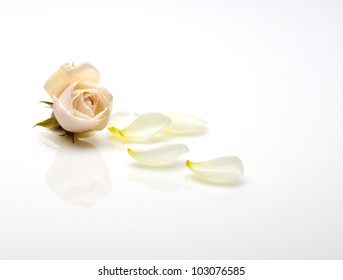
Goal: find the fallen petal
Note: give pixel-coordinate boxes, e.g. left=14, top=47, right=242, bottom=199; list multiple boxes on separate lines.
left=108, top=113, right=171, bottom=141
left=186, top=156, right=244, bottom=183
left=164, top=113, right=207, bottom=135
left=128, top=143, right=189, bottom=165
left=107, top=111, right=135, bottom=130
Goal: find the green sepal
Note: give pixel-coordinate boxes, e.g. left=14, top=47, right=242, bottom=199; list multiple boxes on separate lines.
left=34, top=116, right=60, bottom=129
left=40, top=101, right=53, bottom=108
left=59, top=131, right=75, bottom=143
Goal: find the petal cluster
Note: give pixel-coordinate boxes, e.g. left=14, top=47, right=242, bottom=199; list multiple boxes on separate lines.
left=45, top=63, right=113, bottom=133
left=108, top=111, right=244, bottom=184
left=108, top=112, right=207, bottom=141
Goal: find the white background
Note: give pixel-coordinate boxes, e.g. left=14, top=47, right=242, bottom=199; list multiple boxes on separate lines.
left=0, top=0, right=342, bottom=259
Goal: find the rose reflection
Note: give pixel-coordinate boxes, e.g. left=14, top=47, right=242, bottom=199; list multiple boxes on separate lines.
left=44, top=139, right=112, bottom=208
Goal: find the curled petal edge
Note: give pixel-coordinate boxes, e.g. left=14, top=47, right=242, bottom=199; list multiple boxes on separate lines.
left=128, top=143, right=189, bottom=165
left=186, top=156, right=244, bottom=183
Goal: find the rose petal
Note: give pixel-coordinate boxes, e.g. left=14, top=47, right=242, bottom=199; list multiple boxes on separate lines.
left=58, top=81, right=78, bottom=110
left=74, top=94, right=95, bottom=117
left=108, top=113, right=171, bottom=141
left=93, top=108, right=111, bottom=131
left=128, top=144, right=189, bottom=165
left=44, top=62, right=100, bottom=98
left=163, top=113, right=207, bottom=135
left=107, top=111, right=135, bottom=130
left=53, top=96, right=100, bottom=133
left=186, top=156, right=244, bottom=183
left=74, top=81, right=113, bottom=112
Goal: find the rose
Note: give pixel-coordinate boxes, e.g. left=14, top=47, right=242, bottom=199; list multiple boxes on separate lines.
left=44, top=63, right=113, bottom=133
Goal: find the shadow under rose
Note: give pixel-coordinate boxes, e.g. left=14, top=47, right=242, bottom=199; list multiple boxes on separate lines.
left=44, top=137, right=112, bottom=209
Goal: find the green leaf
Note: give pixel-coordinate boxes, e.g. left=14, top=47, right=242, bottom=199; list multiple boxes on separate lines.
left=34, top=116, right=60, bottom=129
left=40, top=101, right=53, bottom=108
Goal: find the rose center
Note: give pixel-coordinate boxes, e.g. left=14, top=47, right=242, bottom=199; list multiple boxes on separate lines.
left=83, top=94, right=96, bottom=110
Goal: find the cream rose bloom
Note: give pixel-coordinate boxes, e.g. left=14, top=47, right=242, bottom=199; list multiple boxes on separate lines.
left=44, top=63, right=113, bottom=133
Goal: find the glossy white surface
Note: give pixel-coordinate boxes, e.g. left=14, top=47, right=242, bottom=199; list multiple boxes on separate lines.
left=0, top=0, right=342, bottom=259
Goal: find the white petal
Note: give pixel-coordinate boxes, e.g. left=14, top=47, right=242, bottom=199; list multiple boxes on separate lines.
left=128, top=144, right=189, bottom=165
left=58, top=81, right=78, bottom=110
left=73, top=92, right=95, bottom=117
left=163, top=113, right=207, bottom=135
left=44, top=62, right=101, bottom=98
left=53, top=96, right=100, bottom=133
left=107, top=111, right=135, bottom=130
left=93, top=107, right=112, bottom=131
left=109, top=113, right=171, bottom=141
left=74, top=81, right=113, bottom=108
left=186, top=156, right=244, bottom=183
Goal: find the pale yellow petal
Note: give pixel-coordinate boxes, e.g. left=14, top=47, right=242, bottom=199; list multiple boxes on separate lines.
left=44, top=62, right=100, bottom=98
left=107, top=111, right=135, bottom=130
left=128, top=144, right=189, bottom=165
left=164, top=113, right=207, bottom=135
left=108, top=113, right=171, bottom=141
left=186, top=156, right=244, bottom=183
